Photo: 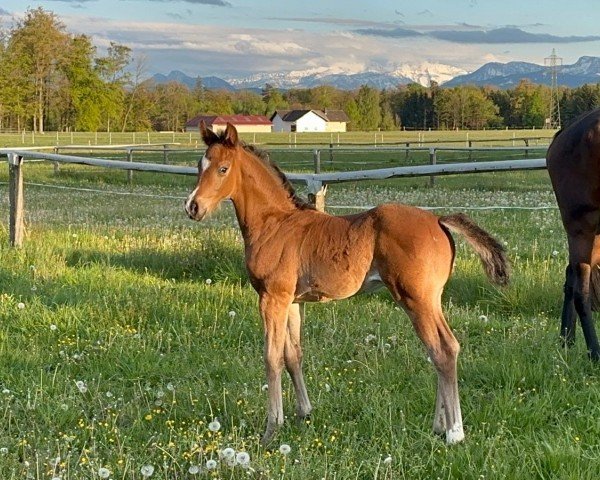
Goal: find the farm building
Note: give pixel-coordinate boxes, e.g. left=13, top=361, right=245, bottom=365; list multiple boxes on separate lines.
left=270, top=109, right=350, bottom=133
left=185, top=114, right=273, bottom=133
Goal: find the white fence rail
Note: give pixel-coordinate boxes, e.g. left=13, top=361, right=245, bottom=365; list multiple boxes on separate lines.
left=2, top=148, right=548, bottom=247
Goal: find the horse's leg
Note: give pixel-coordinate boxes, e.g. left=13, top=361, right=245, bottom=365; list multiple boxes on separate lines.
left=259, top=293, right=292, bottom=445
left=285, top=303, right=312, bottom=420
left=399, top=296, right=463, bottom=444
left=567, top=224, right=600, bottom=361
left=560, top=265, right=577, bottom=347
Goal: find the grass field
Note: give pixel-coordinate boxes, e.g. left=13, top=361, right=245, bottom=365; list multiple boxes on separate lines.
left=0, top=128, right=557, bottom=150
left=1, top=138, right=600, bottom=479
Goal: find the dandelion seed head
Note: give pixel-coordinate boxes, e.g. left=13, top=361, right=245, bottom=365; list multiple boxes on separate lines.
left=166, top=382, right=175, bottom=391
left=188, top=465, right=200, bottom=474
left=0, top=447, right=8, bottom=454
left=140, top=464, right=154, bottom=477
left=75, top=380, right=87, bottom=394
left=205, top=278, right=212, bottom=285
left=221, top=447, right=235, bottom=459
left=228, top=310, right=236, bottom=318
left=261, top=384, right=268, bottom=391
left=236, top=451, right=250, bottom=466
left=279, top=444, right=291, bottom=455
left=205, top=459, right=217, bottom=470
left=17, top=302, right=25, bottom=310
left=478, top=314, right=488, bottom=322
left=208, top=419, right=221, bottom=432
left=98, top=467, right=110, bottom=478
left=2, top=389, right=10, bottom=395
left=383, top=455, right=392, bottom=465
left=50, top=324, right=57, bottom=331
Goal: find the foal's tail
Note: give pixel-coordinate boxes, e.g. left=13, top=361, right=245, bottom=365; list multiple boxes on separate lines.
left=439, top=213, right=510, bottom=286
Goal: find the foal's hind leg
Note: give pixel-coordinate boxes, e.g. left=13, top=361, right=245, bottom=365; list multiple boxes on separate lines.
left=401, top=297, right=464, bottom=444
left=285, top=303, right=312, bottom=420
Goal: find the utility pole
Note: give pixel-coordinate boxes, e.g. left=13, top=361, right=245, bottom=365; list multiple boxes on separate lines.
left=544, top=49, right=562, bottom=129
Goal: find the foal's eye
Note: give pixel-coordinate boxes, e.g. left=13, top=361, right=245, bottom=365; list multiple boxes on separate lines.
left=218, top=166, right=229, bottom=175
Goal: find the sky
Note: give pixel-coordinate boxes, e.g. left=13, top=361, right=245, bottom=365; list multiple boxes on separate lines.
left=1, top=0, right=599, bottom=80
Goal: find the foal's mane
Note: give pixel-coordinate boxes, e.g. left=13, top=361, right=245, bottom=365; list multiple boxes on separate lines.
left=213, top=130, right=315, bottom=210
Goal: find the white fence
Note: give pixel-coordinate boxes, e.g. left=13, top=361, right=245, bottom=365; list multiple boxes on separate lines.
left=2, top=147, right=548, bottom=247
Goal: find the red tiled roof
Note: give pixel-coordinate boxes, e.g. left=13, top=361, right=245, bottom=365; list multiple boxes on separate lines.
left=186, top=114, right=272, bottom=127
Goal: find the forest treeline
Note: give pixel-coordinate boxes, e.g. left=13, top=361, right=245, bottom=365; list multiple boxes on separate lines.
left=1, top=8, right=599, bottom=133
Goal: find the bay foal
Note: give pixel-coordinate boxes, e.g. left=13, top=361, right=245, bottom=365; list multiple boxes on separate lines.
left=547, top=108, right=600, bottom=360
left=185, top=122, right=509, bottom=444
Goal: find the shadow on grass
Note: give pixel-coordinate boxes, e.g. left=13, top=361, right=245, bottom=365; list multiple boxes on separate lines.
left=65, top=243, right=247, bottom=283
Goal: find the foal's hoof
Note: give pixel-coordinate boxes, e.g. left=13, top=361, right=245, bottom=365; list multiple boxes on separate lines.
left=260, top=425, right=277, bottom=446
left=588, top=349, right=600, bottom=362
left=445, top=425, right=465, bottom=445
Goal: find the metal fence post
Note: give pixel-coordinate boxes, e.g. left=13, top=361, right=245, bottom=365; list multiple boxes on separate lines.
left=429, top=147, right=437, bottom=187
left=8, top=153, right=25, bottom=247
left=329, top=143, right=334, bottom=165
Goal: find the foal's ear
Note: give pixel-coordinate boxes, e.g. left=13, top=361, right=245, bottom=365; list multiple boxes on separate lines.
left=200, top=121, right=219, bottom=146
left=224, top=122, right=239, bottom=147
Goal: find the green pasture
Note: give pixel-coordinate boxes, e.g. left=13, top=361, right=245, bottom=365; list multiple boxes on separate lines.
left=1, top=147, right=599, bottom=479
left=0, top=128, right=556, bottom=151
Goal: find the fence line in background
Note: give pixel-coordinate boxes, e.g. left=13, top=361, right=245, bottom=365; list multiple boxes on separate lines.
left=2, top=147, right=548, bottom=247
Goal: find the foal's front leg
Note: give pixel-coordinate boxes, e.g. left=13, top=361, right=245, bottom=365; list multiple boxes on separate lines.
left=259, top=293, right=292, bottom=445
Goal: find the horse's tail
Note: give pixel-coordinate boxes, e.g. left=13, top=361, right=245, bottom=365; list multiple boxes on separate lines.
left=439, top=213, right=510, bottom=287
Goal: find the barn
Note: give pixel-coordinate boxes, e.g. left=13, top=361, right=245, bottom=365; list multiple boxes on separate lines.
left=270, top=109, right=349, bottom=133
left=185, top=114, right=273, bottom=133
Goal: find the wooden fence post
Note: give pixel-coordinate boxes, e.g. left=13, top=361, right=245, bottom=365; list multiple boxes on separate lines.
left=127, top=149, right=133, bottom=185
left=8, top=153, right=25, bottom=247
left=53, top=147, right=60, bottom=174
left=429, top=147, right=437, bottom=187
left=163, top=144, right=169, bottom=164
left=313, top=149, right=321, bottom=174
left=308, top=181, right=327, bottom=212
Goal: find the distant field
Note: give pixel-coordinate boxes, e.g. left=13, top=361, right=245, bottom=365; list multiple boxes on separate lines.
left=0, top=128, right=557, bottom=150
left=3, top=136, right=599, bottom=479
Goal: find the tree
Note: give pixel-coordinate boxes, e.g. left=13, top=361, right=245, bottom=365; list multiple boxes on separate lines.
left=59, top=34, right=106, bottom=131
left=355, top=85, right=381, bottom=130
left=6, top=7, right=69, bottom=132
left=435, top=86, right=499, bottom=130
left=262, top=83, right=288, bottom=116
left=390, top=83, right=434, bottom=130
left=95, top=42, right=132, bottom=131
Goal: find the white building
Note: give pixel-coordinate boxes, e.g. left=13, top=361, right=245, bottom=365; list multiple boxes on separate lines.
left=270, top=109, right=349, bottom=133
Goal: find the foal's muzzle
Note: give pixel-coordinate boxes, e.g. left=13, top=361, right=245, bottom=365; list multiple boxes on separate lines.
left=184, top=198, right=206, bottom=221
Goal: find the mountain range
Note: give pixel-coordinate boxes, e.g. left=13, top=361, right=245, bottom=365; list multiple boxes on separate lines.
left=149, top=56, right=600, bottom=91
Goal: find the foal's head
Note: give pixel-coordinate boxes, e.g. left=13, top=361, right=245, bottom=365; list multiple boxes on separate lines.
left=185, top=122, right=241, bottom=221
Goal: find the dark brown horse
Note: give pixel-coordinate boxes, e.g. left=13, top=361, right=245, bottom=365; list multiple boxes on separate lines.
left=547, top=108, right=600, bottom=360
left=185, top=122, right=510, bottom=444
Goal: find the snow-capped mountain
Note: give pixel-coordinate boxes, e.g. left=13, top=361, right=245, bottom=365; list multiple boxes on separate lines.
left=226, top=63, right=465, bottom=90
left=445, top=56, right=600, bottom=88
left=148, top=56, right=600, bottom=92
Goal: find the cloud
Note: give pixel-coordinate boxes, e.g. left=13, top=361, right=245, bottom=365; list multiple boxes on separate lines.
left=354, top=26, right=423, bottom=39
left=126, top=0, right=232, bottom=5
left=0, top=7, right=11, bottom=15
left=430, top=27, right=600, bottom=44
